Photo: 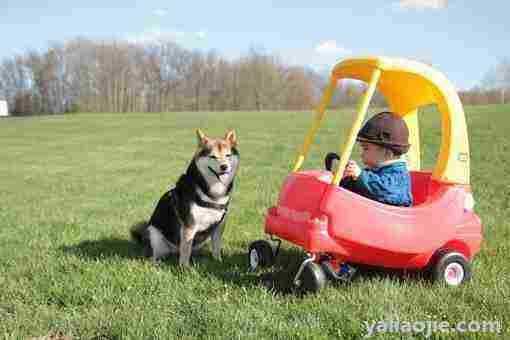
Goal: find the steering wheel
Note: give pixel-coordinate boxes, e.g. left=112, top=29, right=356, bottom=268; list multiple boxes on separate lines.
left=324, top=152, right=340, bottom=171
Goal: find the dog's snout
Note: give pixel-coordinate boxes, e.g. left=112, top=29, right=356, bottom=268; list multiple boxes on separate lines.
left=220, top=164, right=228, bottom=172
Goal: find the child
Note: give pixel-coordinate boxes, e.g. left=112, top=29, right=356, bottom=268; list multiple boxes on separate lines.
left=327, top=111, right=413, bottom=207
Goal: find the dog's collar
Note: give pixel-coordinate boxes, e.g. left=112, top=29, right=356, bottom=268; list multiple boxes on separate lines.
left=171, top=187, right=230, bottom=210
left=192, top=190, right=230, bottom=210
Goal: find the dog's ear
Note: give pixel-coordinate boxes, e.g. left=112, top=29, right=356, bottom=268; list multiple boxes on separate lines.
left=225, top=130, right=237, bottom=147
left=196, top=129, right=209, bottom=146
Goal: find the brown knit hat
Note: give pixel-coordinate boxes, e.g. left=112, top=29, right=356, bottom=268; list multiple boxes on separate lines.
left=356, top=111, right=410, bottom=156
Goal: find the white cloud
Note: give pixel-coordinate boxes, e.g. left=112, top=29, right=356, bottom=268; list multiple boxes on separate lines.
left=196, top=30, right=207, bottom=40
left=315, top=40, right=352, bottom=54
left=127, top=27, right=184, bottom=45
left=392, top=0, right=448, bottom=10
left=153, top=9, right=168, bottom=17
left=276, top=47, right=349, bottom=73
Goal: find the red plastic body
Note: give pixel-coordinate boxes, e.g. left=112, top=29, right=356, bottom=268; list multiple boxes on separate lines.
left=265, top=170, right=482, bottom=269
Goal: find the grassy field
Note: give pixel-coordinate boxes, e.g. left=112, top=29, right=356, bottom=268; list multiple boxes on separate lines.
left=0, top=105, right=509, bottom=339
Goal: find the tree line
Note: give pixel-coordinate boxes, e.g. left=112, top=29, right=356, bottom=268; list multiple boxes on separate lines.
left=459, top=58, right=510, bottom=105
left=0, top=38, right=326, bottom=115
left=0, top=38, right=508, bottom=116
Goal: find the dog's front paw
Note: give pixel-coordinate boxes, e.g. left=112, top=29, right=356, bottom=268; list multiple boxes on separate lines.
left=212, top=248, right=222, bottom=261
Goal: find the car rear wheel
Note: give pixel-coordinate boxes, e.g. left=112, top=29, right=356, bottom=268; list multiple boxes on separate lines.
left=248, top=240, right=274, bottom=271
left=299, top=262, right=327, bottom=293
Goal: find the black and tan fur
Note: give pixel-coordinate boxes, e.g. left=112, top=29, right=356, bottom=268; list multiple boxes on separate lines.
left=131, top=129, right=239, bottom=266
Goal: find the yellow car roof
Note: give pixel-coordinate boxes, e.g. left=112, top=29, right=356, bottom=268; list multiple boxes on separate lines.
left=331, top=56, right=470, bottom=185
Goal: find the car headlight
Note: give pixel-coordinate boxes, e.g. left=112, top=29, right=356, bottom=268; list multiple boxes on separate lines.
left=464, top=192, right=475, bottom=212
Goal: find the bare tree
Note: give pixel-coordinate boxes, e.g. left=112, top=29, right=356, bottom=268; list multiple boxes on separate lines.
left=0, top=55, right=33, bottom=115
left=482, top=57, right=510, bottom=104
left=0, top=38, right=332, bottom=114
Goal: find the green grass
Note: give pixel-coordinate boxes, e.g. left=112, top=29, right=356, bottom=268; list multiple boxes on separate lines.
left=0, top=105, right=509, bottom=339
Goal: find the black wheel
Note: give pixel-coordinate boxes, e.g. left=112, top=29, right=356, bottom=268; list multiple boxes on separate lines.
left=261, top=272, right=275, bottom=290
left=300, top=262, right=327, bottom=293
left=324, top=152, right=340, bottom=171
left=248, top=240, right=274, bottom=271
left=432, top=251, right=472, bottom=286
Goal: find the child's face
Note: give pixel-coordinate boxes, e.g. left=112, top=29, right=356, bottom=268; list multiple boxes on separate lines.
left=360, top=142, right=387, bottom=167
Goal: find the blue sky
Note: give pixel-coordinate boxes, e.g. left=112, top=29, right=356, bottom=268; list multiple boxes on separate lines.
left=0, top=0, right=508, bottom=90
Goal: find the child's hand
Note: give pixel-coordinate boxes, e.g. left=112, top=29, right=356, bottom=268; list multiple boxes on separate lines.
left=344, top=160, right=361, bottom=180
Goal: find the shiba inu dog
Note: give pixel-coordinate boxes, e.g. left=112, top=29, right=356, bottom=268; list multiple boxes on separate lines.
left=131, top=129, right=239, bottom=266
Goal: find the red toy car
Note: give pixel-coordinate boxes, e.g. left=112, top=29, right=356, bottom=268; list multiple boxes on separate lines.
left=248, top=57, right=482, bottom=293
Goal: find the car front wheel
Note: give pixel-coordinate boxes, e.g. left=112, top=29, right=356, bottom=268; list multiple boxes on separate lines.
left=432, top=251, right=472, bottom=286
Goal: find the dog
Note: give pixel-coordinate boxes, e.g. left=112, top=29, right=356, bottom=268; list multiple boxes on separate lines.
left=131, top=129, right=239, bottom=266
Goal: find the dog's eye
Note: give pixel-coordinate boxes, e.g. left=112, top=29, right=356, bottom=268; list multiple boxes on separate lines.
left=226, top=154, right=232, bottom=158
left=209, top=155, right=218, bottom=159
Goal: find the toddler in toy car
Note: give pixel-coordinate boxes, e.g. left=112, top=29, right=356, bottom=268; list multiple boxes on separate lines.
left=326, top=111, right=413, bottom=207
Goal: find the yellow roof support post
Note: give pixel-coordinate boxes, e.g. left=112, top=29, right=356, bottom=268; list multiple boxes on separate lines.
left=292, top=77, right=337, bottom=172
left=332, top=68, right=381, bottom=185
left=433, top=97, right=470, bottom=184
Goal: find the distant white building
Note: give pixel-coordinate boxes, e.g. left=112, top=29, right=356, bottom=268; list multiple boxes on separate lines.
left=0, top=100, right=8, bottom=117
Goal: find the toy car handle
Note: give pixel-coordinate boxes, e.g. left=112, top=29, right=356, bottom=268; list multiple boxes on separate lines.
left=325, top=152, right=340, bottom=171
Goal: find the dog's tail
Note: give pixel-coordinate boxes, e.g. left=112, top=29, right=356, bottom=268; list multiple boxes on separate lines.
left=130, top=220, right=149, bottom=244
